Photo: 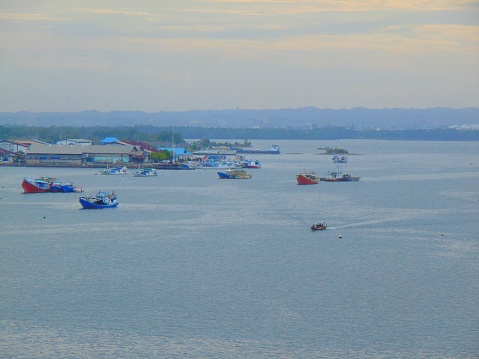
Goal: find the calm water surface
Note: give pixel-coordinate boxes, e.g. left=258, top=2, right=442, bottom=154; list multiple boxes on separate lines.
left=1, top=140, right=478, bottom=358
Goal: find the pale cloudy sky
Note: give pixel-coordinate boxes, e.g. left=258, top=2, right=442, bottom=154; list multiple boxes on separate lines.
left=1, top=0, right=478, bottom=112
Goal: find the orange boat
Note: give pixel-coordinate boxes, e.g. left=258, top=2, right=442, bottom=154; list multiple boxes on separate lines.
left=296, top=171, right=319, bottom=185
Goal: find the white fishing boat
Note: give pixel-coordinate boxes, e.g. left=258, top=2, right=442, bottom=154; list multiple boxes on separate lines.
left=99, top=165, right=128, bottom=175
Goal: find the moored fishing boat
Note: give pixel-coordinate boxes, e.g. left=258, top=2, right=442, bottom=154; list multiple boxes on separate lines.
left=296, top=171, right=320, bottom=185
left=133, top=167, right=158, bottom=177
left=22, top=176, right=55, bottom=193
left=217, top=169, right=252, bottom=179
left=320, top=170, right=360, bottom=182
left=79, top=191, right=119, bottom=209
left=49, top=180, right=63, bottom=192
left=61, top=182, right=84, bottom=193
left=99, top=165, right=128, bottom=175
left=241, top=159, right=262, bottom=169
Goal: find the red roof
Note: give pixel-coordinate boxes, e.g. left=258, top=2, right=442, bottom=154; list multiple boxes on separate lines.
left=123, top=141, right=160, bottom=152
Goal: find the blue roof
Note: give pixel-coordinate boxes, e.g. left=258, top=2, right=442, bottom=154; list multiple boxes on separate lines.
left=100, top=137, right=121, bottom=144
left=159, top=147, right=192, bottom=155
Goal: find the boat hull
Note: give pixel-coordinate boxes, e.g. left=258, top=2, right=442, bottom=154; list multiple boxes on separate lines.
left=79, top=197, right=119, bottom=209
left=217, top=171, right=231, bottom=179
left=217, top=170, right=252, bottom=179
left=320, top=176, right=360, bottom=182
left=61, top=184, right=74, bottom=192
left=22, top=178, right=51, bottom=193
left=296, top=173, right=319, bottom=185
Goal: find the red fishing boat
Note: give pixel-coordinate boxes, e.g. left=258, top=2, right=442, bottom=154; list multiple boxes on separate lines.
left=296, top=171, right=320, bottom=185
left=22, top=176, right=56, bottom=193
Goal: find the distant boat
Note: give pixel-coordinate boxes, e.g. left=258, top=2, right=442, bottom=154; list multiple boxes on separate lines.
left=79, top=191, right=119, bottom=209
left=155, top=162, right=195, bottom=170
left=236, top=144, right=280, bottom=154
left=320, top=169, right=360, bottom=182
left=193, top=147, right=237, bottom=156
left=332, top=154, right=348, bottom=163
left=133, top=167, right=158, bottom=177
left=296, top=171, right=320, bottom=185
left=241, top=159, right=262, bottom=169
left=189, top=158, right=242, bottom=169
left=217, top=169, right=252, bottom=179
left=311, top=222, right=327, bottom=231
left=99, top=165, right=128, bottom=175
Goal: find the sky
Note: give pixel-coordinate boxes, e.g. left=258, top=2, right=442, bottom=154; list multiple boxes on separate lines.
left=0, top=0, right=478, bottom=112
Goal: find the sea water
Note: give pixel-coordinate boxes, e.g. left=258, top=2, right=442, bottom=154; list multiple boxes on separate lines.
left=1, top=140, right=478, bottom=358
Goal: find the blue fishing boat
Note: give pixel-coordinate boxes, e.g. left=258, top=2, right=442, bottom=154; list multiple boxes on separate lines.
left=79, top=191, right=119, bottom=209
left=217, top=169, right=252, bottom=179
left=49, top=180, right=63, bottom=192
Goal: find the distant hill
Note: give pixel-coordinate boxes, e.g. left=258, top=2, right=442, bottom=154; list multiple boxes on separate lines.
left=0, top=107, right=478, bottom=130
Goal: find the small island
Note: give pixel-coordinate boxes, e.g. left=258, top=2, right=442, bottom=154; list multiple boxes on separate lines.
left=317, top=147, right=349, bottom=155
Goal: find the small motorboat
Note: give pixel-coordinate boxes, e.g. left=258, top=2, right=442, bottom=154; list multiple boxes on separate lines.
left=332, top=154, right=348, bottom=163
left=79, top=191, right=119, bottom=209
left=311, top=222, right=327, bottom=231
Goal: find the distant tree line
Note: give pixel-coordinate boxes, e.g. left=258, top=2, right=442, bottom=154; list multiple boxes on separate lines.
left=0, top=125, right=186, bottom=146
left=154, top=126, right=479, bottom=141
left=1, top=124, right=478, bottom=144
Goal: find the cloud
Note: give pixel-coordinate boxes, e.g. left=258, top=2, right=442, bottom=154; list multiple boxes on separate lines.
left=198, top=0, right=479, bottom=12
left=75, top=8, right=151, bottom=17
left=0, top=0, right=477, bottom=111
left=0, top=12, right=62, bottom=22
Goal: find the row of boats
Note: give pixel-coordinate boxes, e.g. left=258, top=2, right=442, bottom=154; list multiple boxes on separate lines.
left=99, top=165, right=158, bottom=176
left=22, top=176, right=84, bottom=193
left=98, top=158, right=262, bottom=175
left=193, top=144, right=280, bottom=156
left=186, top=157, right=262, bottom=170
left=22, top=175, right=118, bottom=209
left=296, top=169, right=360, bottom=184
